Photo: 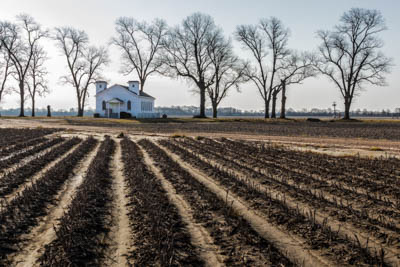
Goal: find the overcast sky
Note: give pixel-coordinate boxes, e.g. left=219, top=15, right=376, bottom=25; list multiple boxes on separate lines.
left=0, top=0, right=398, bottom=112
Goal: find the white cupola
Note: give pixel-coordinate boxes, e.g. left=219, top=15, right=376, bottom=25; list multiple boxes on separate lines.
left=95, top=81, right=108, bottom=94
left=128, top=81, right=140, bottom=95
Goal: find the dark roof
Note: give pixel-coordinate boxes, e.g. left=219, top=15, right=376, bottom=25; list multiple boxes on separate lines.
left=116, top=84, right=155, bottom=98
left=139, top=91, right=154, bottom=98
left=118, top=84, right=129, bottom=90
left=96, top=84, right=155, bottom=99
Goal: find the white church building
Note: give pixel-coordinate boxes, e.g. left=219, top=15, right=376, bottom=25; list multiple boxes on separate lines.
left=95, top=81, right=159, bottom=118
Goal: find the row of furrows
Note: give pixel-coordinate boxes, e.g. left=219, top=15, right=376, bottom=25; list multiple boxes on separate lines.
left=0, top=137, right=98, bottom=265
left=0, top=137, right=64, bottom=173
left=159, top=139, right=387, bottom=266
left=0, top=137, right=48, bottom=159
left=184, top=137, right=400, bottom=222
left=0, top=128, right=58, bottom=149
left=226, top=138, right=399, bottom=176
left=218, top=138, right=399, bottom=194
left=174, top=138, right=400, bottom=249
left=39, top=136, right=115, bottom=266
left=219, top=138, right=400, bottom=195
left=1, top=134, right=395, bottom=266
left=121, top=137, right=203, bottom=266
left=0, top=137, right=79, bottom=198
left=180, top=139, right=400, bottom=227
left=139, top=139, right=296, bottom=266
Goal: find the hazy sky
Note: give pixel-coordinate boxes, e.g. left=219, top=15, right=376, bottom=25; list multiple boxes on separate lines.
left=0, top=0, right=399, bottom=112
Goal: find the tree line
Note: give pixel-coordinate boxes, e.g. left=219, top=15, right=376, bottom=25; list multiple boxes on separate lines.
left=1, top=105, right=399, bottom=118
left=0, top=8, right=393, bottom=119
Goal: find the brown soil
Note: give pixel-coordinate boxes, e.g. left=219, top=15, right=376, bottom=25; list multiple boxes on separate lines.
left=186, top=140, right=400, bottom=227
left=156, top=141, right=334, bottom=267
left=162, top=141, right=400, bottom=267
left=140, top=144, right=224, bottom=267
left=0, top=140, right=67, bottom=180
left=2, top=141, right=80, bottom=205
left=103, top=139, right=133, bottom=266
left=10, top=141, right=101, bottom=266
left=2, top=117, right=399, bottom=159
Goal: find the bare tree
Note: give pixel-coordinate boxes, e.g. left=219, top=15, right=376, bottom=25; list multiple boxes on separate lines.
left=113, top=18, right=167, bottom=92
left=0, top=14, right=47, bottom=117
left=207, top=34, right=248, bottom=118
left=271, top=52, right=316, bottom=118
left=54, top=27, right=109, bottom=116
left=0, top=47, right=13, bottom=108
left=162, top=13, right=220, bottom=118
left=316, top=8, right=392, bottom=120
left=236, top=17, right=290, bottom=118
left=25, top=44, right=49, bottom=117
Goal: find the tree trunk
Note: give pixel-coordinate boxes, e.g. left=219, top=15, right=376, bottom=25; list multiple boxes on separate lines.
left=264, top=99, right=270, bottom=118
left=344, top=97, right=351, bottom=120
left=77, top=107, right=84, bottom=117
left=199, top=86, right=206, bottom=118
left=280, top=81, right=287, bottom=119
left=31, top=98, right=35, bottom=117
left=212, top=102, right=218, bottom=118
left=271, top=92, right=278, bottom=118
left=140, top=78, right=145, bottom=93
left=77, top=95, right=84, bottom=117
left=19, top=82, right=25, bottom=117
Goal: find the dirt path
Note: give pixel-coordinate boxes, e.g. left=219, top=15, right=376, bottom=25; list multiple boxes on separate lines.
left=140, top=144, right=224, bottom=267
left=161, top=141, right=400, bottom=267
left=103, top=139, right=133, bottom=266
left=2, top=141, right=81, bottom=205
left=155, top=141, right=335, bottom=267
left=10, top=141, right=101, bottom=267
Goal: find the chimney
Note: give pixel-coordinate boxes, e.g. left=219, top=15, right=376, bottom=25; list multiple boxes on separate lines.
left=128, top=81, right=140, bottom=95
left=95, top=81, right=107, bottom=94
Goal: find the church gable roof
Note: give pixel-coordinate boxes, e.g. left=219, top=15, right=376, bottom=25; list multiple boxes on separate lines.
left=96, top=84, right=155, bottom=99
left=139, top=91, right=154, bottom=98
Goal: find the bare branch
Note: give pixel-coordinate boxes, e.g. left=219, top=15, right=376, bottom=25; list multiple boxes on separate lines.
left=161, top=12, right=220, bottom=117
left=316, top=8, right=393, bottom=119
left=112, top=17, right=167, bottom=92
left=53, top=27, right=109, bottom=116
left=0, top=14, right=47, bottom=116
left=236, top=17, right=292, bottom=118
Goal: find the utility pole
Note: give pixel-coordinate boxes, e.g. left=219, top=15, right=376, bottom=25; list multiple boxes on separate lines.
left=332, top=102, right=337, bottom=118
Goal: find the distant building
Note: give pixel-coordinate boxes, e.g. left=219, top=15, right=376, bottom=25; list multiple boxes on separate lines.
left=95, top=81, right=159, bottom=118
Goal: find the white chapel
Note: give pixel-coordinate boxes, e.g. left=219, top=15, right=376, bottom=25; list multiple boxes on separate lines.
left=95, top=81, right=159, bottom=118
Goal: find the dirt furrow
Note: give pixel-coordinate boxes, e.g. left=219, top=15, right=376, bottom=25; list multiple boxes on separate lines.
left=155, top=141, right=334, bottom=267
left=104, top=139, right=133, bottom=266
left=0, top=138, right=66, bottom=180
left=0, top=137, right=48, bottom=161
left=219, top=138, right=400, bottom=195
left=161, top=141, right=400, bottom=266
left=9, top=141, right=101, bottom=267
left=181, top=138, right=400, bottom=224
left=140, top=144, right=224, bottom=267
left=2, top=141, right=81, bottom=205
